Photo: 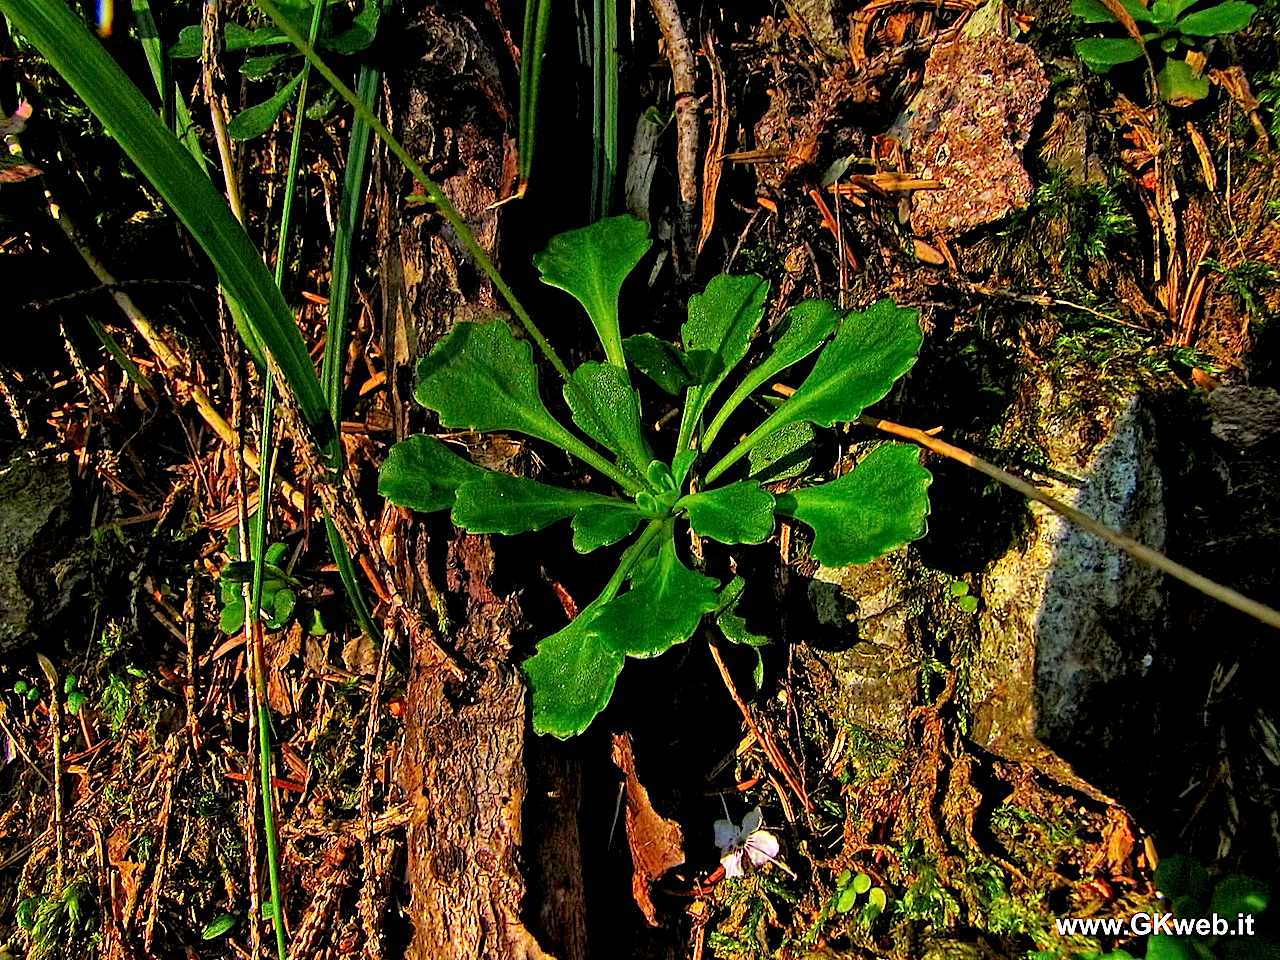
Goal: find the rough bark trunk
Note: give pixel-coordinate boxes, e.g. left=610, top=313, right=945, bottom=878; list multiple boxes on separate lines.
left=376, top=4, right=585, bottom=957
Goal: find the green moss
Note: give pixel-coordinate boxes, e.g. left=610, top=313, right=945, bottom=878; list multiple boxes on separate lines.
left=17, top=879, right=96, bottom=960
left=990, top=171, right=1137, bottom=294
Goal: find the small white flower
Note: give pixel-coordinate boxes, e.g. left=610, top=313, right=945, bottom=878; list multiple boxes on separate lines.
left=713, top=806, right=781, bottom=878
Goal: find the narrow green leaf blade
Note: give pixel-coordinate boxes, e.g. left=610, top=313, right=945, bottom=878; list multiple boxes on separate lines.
left=680, top=481, right=776, bottom=545
left=378, top=435, right=488, bottom=513
left=524, top=602, right=625, bottom=738
left=228, top=71, right=304, bottom=140
left=572, top=504, right=643, bottom=553
left=703, top=299, right=839, bottom=449
left=534, top=216, right=651, bottom=367
left=565, top=362, right=653, bottom=476
left=1175, top=0, right=1254, bottom=34
left=1, top=0, right=334, bottom=458
left=775, top=443, right=932, bottom=566
left=452, top=472, right=625, bottom=535
left=414, top=320, right=574, bottom=448
left=517, top=0, right=552, bottom=187
left=593, top=533, right=719, bottom=657
left=1074, top=37, right=1146, bottom=71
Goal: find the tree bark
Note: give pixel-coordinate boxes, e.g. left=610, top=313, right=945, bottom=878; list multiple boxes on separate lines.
left=376, top=4, right=582, bottom=957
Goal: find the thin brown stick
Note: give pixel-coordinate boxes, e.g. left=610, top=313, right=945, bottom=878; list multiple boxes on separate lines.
left=36, top=654, right=65, bottom=885
left=706, top=639, right=812, bottom=814
left=356, top=622, right=393, bottom=960
left=858, top=414, right=1280, bottom=630
left=143, top=739, right=178, bottom=951
left=649, top=0, right=698, bottom=275
left=184, top=576, right=202, bottom=753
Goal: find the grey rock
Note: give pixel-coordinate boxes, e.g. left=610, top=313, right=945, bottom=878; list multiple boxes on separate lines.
left=972, top=389, right=1166, bottom=779
left=0, top=454, right=77, bottom=653
left=1209, top=385, right=1280, bottom=448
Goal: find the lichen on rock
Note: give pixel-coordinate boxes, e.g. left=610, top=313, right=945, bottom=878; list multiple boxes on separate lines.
left=906, top=30, right=1049, bottom=237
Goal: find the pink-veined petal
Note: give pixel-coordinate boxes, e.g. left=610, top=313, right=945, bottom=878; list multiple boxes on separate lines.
left=744, top=830, right=780, bottom=867
left=720, top=850, right=746, bottom=878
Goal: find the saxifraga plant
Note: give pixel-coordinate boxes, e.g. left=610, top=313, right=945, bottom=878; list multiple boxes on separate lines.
left=378, top=216, right=932, bottom=738
left=1072, top=0, right=1256, bottom=103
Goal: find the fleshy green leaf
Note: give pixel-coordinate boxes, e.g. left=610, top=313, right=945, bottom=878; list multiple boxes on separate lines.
left=572, top=504, right=643, bottom=552
left=707, top=299, right=921, bottom=483
left=775, top=443, right=931, bottom=566
left=1073, top=0, right=1155, bottom=21
left=242, top=53, right=289, bottom=79
left=1155, top=855, right=1211, bottom=903
left=679, top=274, right=769, bottom=434
left=1152, top=0, right=1201, bottom=20
left=1156, top=57, right=1210, bottom=102
left=414, top=320, right=577, bottom=451
left=565, top=362, right=652, bottom=476
left=270, top=588, right=296, bottom=626
left=1075, top=37, right=1146, bottom=71
left=1144, top=938, right=1195, bottom=960
left=622, top=334, right=720, bottom=394
left=646, top=460, right=676, bottom=491
left=452, top=472, right=626, bottom=535
left=225, top=21, right=292, bottom=52
left=673, top=449, right=699, bottom=486
left=1175, top=0, right=1254, bottom=34
left=680, top=481, right=776, bottom=544
left=703, top=299, right=839, bottom=449
left=1210, top=875, right=1270, bottom=917
left=228, top=71, right=304, bottom=140
left=748, top=421, right=816, bottom=483
left=716, top=576, right=769, bottom=647
left=221, top=602, right=245, bottom=635
left=534, top=216, right=651, bottom=367
left=593, top=532, right=719, bottom=657
left=202, top=913, right=238, bottom=940
left=623, top=334, right=696, bottom=394
left=378, top=435, right=488, bottom=514
left=324, top=0, right=381, bottom=53
left=523, top=601, right=624, bottom=738
left=169, top=24, right=202, bottom=58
